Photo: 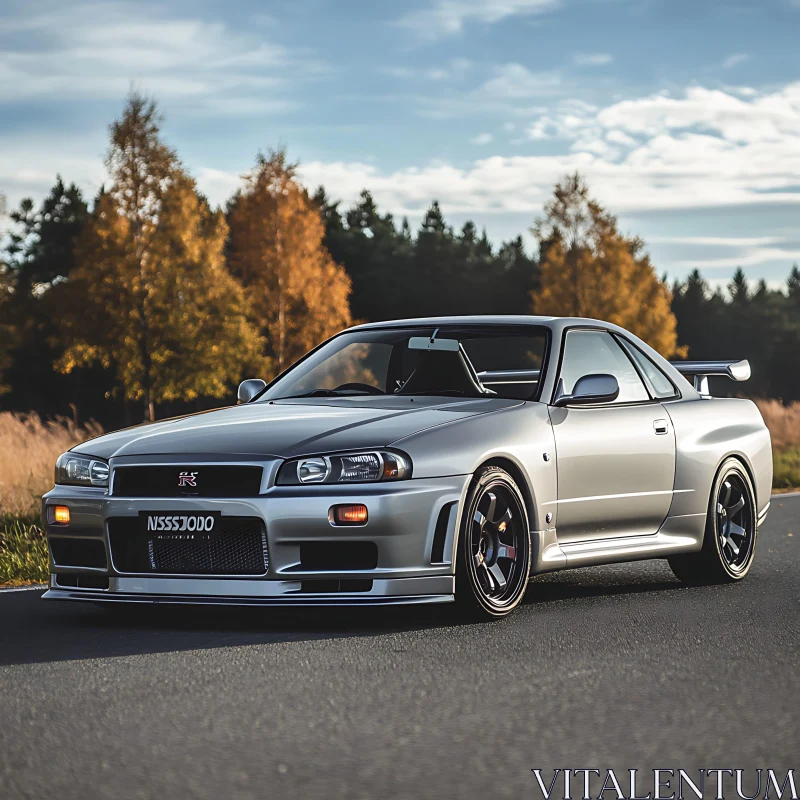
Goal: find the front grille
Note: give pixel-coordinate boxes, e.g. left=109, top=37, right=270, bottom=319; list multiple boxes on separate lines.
left=108, top=517, right=269, bottom=576
left=113, top=466, right=263, bottom=498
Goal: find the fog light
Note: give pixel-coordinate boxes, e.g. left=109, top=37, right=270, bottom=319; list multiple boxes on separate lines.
left=49, top=505, right=70, bottom=525
left=330, top=504, right=368, bottom=525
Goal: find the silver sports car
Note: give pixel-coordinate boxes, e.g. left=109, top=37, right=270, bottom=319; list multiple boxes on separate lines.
left=42, top=316, right=772, bottom=618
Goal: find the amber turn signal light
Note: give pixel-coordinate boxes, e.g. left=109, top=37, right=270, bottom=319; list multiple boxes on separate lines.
left=330, top=504, right=368, bottom=525
left=48, top=505, right=70, bottom=525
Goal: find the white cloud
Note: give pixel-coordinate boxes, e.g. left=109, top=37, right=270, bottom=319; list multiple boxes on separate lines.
left=470, top=133, right=494, bottom=145
left=0, top=1, right=324, bottom=112
left=412, top=64, right=561, bottom=120
left=475, top=63, right=562, bottom=100
left=649, top=235, right=783, bottom=247
left=678, top=246, right=800, bottom=270
left=5, top=78, right=800, bottom=277
left=294, top=83, right=800, bottom=223
left=596, top=85, right=800, bottom=144
left=396, top=0, right=561, bottom=40
left=384, top=59, right=471, bottom=82
left=574, top=53, right=614, bottom=67
left=722, top=53, right=750, bottom=69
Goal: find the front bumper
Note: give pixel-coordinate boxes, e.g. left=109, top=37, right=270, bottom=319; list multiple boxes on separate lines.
left=42, top=474, right=468, bottom=607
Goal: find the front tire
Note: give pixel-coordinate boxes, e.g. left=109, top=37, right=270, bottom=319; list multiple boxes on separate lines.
left=454, top=466, right=531, bottom=619
left=668, top=457, right=758, bottom=585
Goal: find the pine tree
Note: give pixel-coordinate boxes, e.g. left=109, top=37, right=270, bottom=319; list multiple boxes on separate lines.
left=227, top=150, right=352, bottom=375
left=58, top=94, right=260, bottom=420
left=6, top=177, right=87, bottom=292
left=0, top=256, right=11, bottom=396
left=729, top=268, right=749, bottom=304
left=531, top=173, right=682, bottom=356
left=0, top=179, right=102, bottom=415
left=786, top=265, right=800, bottom=305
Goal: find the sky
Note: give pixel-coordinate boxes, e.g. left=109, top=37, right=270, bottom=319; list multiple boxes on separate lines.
left=1, top=0, right=799, bottom=288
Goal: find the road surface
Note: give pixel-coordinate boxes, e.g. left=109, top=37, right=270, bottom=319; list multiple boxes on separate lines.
left=1, top=496, right=798, bottom=799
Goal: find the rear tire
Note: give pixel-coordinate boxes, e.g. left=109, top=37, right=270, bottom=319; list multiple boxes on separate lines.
left=454, top=466, right=531, bottom=619
left=668, top=457, right=758, bottom=585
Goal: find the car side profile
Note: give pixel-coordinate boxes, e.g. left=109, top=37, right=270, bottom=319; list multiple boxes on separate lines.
left=42, top=316, right=772, bottom=618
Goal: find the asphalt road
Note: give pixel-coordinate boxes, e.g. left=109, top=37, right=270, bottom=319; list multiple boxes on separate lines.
left=1, top=497, right=798, bottom=800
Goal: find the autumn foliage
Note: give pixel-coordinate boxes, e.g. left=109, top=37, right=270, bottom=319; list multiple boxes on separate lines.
left=2, top=92, right=740, bottom=426
left=227, top=151, right=352, bottom=375
left=532, top=173, right=682, bottom=357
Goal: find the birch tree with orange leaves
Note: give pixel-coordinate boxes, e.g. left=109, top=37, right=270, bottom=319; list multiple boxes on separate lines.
left=57, top=94, right=260, bottom=420
left=227, top=150, right=352, bottom=377
left=531, top=173, right=683, bottom=357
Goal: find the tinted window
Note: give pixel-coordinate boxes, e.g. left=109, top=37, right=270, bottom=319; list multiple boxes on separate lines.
left=289, top=342, right=392, bottom=395
left=617, top=338, right=679, bottom=399
left=261, top=326, right=548, bottom=401
left=559, top=330, right=648, bottom=404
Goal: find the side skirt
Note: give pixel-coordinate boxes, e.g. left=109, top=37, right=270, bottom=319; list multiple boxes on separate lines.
left=531, top=513, right=707, bottom=574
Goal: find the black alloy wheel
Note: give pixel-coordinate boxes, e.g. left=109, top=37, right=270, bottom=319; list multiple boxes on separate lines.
left=668, top=457, right=758, bottom=584
left=456, top=466, right=531, bottom=618
left=715, top=472, right=756, bottom=572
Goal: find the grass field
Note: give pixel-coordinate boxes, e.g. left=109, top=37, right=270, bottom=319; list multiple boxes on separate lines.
left=0, top=413, right=101, bottom=586
left=1, top=403, right=799, bottom=585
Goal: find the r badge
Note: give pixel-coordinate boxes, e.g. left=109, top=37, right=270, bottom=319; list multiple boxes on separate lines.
left=178, top=471, right=198, bottom=488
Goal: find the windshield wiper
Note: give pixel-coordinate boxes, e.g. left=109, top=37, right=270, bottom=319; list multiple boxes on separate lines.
left=398, top=390, right=471, bottom=397
left=279, top=389, right=372, bottom=400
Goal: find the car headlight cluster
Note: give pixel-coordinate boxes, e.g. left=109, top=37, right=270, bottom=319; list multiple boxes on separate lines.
left=55, top=453, right=110, bottom=488
left=277, top=451, right=411, bottom=486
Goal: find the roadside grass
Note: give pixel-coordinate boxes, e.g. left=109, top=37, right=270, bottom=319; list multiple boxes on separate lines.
left=0, top=412, right=102, bottom=518
left=0, top=402, right=798, bottom=586
left=773, top=449, right=800, bottom=492
left=0, top=513, right=48, bottom=586
left=0, top=412, right=101, bottom=586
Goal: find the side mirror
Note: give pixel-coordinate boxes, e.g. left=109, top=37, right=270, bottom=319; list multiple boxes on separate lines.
left=553, top=374, right=619, bottom=407
left=238, top=379, right=267, bottom=404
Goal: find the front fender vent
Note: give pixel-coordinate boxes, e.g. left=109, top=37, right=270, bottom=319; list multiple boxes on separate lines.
left=431, top=502, right=457, bottom=564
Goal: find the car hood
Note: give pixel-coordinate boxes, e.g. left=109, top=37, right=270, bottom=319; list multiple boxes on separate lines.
left=72, top=396, right=522, bottom=461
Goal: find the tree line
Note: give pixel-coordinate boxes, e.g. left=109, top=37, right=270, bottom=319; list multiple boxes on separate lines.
left=1, top=93, right=799, bottom=426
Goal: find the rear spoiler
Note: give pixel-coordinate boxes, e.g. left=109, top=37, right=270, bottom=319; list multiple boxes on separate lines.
left=669, top=360, right=751, bottom=396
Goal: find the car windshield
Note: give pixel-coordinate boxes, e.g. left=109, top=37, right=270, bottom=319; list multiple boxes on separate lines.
left=260, top=325, right=548, bottom=401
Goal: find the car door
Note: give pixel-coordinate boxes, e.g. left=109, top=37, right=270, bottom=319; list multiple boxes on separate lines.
left=548, top=328, right=676, bottom=543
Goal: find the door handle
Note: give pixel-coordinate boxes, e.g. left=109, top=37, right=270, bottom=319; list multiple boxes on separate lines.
left=653, top=419, right=669, bottom=435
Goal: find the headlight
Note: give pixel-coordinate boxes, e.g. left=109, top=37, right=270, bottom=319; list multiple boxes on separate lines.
left=55, top=453, right=110, bottom=488
left=277, top=451, right=411, bottom=486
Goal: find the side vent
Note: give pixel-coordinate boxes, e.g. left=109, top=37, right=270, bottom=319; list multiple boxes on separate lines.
left=431, top=502, right=457, bottom=564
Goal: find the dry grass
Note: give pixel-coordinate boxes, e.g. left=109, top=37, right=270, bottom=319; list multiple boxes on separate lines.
left=754, top=399, right=800, bottom=451
left=0, top=412, right=103, bottom=518
left=753, top=400, right=800, bottom=491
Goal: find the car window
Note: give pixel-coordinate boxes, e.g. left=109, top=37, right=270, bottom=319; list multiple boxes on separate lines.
left=289, top=342, right=392, bottom=394
left=617, top=337, right=679, bottom=399
left=261, top=325, right=549, bottom=401
left=559, top=329, right=649, bottom=404
left=460, top=335, right=544, bottom=400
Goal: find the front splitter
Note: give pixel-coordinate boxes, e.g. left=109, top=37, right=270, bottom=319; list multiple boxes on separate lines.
left=43, top=588, right=454, bottom=607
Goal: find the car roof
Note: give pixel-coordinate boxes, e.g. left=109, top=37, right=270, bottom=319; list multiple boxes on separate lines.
left=348, top=315, right=610, bottom=333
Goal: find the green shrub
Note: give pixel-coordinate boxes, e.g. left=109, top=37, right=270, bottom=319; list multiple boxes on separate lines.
left=773, top=449, right=800, bottom=492
left=0, top=515, right=49, bottom=586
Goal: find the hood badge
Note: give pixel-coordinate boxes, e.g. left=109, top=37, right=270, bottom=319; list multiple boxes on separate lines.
left=178, top=471, right=198, bottom=488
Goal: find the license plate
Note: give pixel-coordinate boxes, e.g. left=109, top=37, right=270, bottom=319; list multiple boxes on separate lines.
left=140, top=511, right=220, bottom=534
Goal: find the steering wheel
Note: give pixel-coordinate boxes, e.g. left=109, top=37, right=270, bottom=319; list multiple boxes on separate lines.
left=333, top=382, right=385, bottom=395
